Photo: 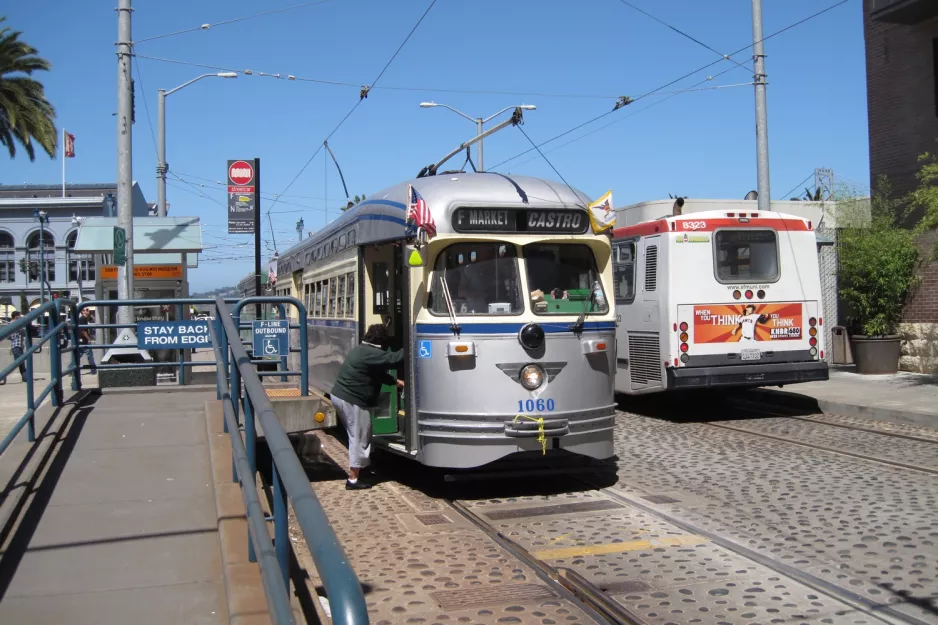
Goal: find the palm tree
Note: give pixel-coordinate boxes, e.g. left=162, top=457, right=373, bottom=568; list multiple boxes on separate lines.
left=0, top=17, right=57, bottom=161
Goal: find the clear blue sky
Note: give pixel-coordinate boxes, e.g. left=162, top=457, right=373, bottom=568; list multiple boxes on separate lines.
left=3, top=0, right=869, bottom=291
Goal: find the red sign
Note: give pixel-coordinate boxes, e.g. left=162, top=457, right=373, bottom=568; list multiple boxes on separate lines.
left=228, top=160, right=255, bottom=186
left=692, top=303, right=803, bottom=343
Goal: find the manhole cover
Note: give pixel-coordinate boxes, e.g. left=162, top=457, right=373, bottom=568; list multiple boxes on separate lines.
left=641, top=494, right=680, bottom=504
left=415, top=513, right=451, bottom=526
left=484, top=499, right=622, bottom=520
left=431, top=583, right=557, bottom=609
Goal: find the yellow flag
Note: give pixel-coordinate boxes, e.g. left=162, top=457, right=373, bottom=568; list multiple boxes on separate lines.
left=587, top=190, right=615, bottom=233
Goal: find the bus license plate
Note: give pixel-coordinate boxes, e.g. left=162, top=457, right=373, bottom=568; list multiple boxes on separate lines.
left=741, top=349, right=761, bottom=361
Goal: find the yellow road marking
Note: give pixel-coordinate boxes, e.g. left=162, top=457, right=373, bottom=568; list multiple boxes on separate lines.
left=532, top=534, right=707, bottom=560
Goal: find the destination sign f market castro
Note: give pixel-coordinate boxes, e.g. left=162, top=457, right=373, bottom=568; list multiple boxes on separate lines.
left=137, top=320, right=212, bottom=349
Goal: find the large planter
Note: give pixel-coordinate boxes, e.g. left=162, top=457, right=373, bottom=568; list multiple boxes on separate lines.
left=850, top=335, right=901, bottom=374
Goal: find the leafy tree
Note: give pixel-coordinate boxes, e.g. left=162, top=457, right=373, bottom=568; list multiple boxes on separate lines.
left=0, top=17, right=57, bottom=160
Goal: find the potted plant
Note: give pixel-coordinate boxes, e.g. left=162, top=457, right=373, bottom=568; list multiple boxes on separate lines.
left=838, top=177, right=921, bottom=374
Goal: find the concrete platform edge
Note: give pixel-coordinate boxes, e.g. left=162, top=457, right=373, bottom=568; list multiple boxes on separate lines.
left=740, top=387, right=937, bottom=427
left=204, top=400, right=273, bottom=625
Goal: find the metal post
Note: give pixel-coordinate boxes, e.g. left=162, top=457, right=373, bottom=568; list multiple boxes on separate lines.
left=37, top=213, right=46, bottom=323
left=50, top=307, right=62, bottom=407
left=254, top=158, right=262, bottom=322
left=177, top=303, right=184, bottom=384
left=157, top=89, right=167, bottom=217
left=243, top=393, right=257, bottom=563
left=476, top=118, right=483, bottom=171
left=116, top=0, right=135, bottom=325
left=278, top=303, right=287, bottom=382
left=273, top=463, right=289, bottom=589
left=24, top=329, right=35, bottom=442
left=71, top=304, right=82, bottom=391
left=751, top=0, right=771, bottom=212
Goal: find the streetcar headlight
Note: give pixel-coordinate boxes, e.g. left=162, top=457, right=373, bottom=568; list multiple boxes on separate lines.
left=520, top=364, right=546, bottom=390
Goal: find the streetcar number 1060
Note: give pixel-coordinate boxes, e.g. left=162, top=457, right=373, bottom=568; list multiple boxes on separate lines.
left=518, top=399, right=556, bottom=412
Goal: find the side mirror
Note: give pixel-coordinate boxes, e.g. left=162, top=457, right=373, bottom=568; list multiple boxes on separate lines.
left=405, top=245, right=427, bottom=268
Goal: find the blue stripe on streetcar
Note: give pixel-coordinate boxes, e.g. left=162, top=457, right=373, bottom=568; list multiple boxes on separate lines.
left=415, top=321, right=615, bottom=335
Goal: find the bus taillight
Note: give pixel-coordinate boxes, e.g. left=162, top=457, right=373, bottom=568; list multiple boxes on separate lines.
left=809, top=317, right=817, bottom=327
left=679, top=321, right=688, bottom=332
left=745, top=290, right=753, bottom=299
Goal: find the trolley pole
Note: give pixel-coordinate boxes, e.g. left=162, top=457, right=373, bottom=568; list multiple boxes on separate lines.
left=751, top=0, right=771, bottom=212
left=254, top=158, right=261, bottom=321
left=116, top=0, right=135, bottom=324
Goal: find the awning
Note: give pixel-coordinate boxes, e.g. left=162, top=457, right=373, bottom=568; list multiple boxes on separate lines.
left=72, top=217, right=202, bottom=253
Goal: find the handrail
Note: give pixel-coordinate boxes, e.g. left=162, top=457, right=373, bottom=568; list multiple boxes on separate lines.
left=215, top=296, right=369, bottom=625
left=0, top=299, right=76, bottom=456
left=207, top=318, right=296, bottom=625
left=232, top=296, right=309, bottom=394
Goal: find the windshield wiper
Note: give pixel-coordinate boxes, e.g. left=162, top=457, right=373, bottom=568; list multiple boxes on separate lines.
left=439, top=267, right=461, bottom=336
left=569, top=281, right=599, bottom=333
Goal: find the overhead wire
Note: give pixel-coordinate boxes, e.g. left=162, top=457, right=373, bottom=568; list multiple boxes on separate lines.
left=134, top=53, right=624, bottom=100
left=779, top=173, right=817, bottom=201
left=506, top=68, right=742, bottom=171
left=264, top=0, right=438, bottom=216
left=614, top=0, right=752, bottom=75
left=491, top=0, right=851, bottom=171
left=133, top=0, right=339, bottom=44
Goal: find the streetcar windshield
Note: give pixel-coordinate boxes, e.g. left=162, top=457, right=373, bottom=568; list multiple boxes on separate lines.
left=428, top=242, right=523, bottom=315
left=524, top=243, right=608, bottom=315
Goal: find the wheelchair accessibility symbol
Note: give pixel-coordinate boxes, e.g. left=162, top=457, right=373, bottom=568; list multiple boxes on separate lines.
left=263, top=337, right=280, bottom=356
left=417, top=340, right=432, bottom=359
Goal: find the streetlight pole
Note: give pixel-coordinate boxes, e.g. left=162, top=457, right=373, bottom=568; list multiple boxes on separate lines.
left=157, top=72, right=237, bottom=217
left=419, top=102, right=536, bottom=172
left=34, top=209, right=47, bottom=308
left=116, top=0, right=134, bottom=326
left=296, top=217, right=304, bottom=244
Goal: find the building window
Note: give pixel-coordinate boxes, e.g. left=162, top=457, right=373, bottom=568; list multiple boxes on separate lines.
left=0, top=231, right=14, bottom=283
left=66, top=231, right=94, bottom=284
left=25, top=230, right=55, bottom=284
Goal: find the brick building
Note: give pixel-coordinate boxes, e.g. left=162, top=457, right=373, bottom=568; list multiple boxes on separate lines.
left=864, top=0, right=938, bottom=371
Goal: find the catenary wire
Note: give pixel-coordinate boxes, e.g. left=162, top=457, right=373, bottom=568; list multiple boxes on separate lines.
left=491, top=0, right=851, bottom=171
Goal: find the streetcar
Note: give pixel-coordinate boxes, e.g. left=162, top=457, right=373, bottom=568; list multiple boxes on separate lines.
left=275, top=173, right=617, bottom=468
left=611, top=206, right=829, bottom=395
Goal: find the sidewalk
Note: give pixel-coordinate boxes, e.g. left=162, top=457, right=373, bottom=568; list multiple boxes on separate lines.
left=0, top=373, right=98, bottom=443
left=746, top=365, right=938, bottom=426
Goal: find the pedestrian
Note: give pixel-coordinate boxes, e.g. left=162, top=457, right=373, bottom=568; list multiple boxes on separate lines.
left=329, top=324, right=404, bottom=490
left=5, top=311, right=27, bottom=383
left=78, top=308, right=97, bottom=374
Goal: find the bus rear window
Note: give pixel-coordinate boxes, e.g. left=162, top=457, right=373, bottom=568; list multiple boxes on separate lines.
left=714, top=230, right=779, bottom=282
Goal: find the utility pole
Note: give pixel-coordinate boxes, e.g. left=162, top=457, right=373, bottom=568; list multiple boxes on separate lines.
left=751, top=0, right=771, bottom=212
left=157, top=89, right=167, bottom=217
left=116, top=0, right=134, bottom=323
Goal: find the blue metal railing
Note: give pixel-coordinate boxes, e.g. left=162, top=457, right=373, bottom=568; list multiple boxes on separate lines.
left=0, top=299, right=80, bottom=456
left=210, top=296, right=368, bottom=625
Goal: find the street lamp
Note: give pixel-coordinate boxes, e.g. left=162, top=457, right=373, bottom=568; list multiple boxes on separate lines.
left=71, top=215, right=85, bottom=303
left=33, top=209, right=49, bottom=328
left=296, top=217, right=304, bottom=243
left=157, top=72, right=238, bottom=217
left=419, top=102, right=536, bottom=171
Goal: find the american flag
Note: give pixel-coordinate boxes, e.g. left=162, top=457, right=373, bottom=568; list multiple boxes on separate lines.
left=408, top=185, right=436, bottom=237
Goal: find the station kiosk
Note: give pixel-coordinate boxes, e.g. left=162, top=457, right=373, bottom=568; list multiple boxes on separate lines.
left=72, top=217, right=203, bottom=385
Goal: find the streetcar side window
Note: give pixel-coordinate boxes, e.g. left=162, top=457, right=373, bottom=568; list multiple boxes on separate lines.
left=328, top=277, right=337, bottom=317
left=428, top=242, right=522, bottom=315
left=346, top=272, right=356, bottom=318
left=613, top=241, right=636, bottom=304
left=714, top=229, right=779, bottom=283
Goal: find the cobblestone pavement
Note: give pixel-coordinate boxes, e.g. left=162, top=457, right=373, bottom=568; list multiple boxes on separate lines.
left=288, top=432, right=603, bottom=625
left=609, top=408, right=938, bottom=624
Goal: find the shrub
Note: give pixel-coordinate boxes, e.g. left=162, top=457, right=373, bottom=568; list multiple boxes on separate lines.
left=838, top=176, right=920, bottom=337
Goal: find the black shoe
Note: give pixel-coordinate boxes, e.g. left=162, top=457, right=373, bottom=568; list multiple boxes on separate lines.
left=345, top=479, right=371, bottom=490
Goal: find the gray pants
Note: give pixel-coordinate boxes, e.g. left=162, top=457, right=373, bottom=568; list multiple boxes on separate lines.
left=331, top=396, right=372, bottom=469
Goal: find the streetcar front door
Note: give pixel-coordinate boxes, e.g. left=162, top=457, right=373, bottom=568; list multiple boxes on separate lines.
left=362, top=243, right=405, bottom=437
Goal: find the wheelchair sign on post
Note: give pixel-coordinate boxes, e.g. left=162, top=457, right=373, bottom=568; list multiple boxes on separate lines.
left=252, top=320, right=289, bottom=357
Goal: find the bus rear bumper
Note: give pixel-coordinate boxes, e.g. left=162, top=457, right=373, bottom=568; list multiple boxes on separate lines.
left=666, top=361, right=829, bottom=389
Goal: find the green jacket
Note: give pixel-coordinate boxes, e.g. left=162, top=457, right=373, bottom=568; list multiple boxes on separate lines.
left=330, top=342, right=405, bottom=409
